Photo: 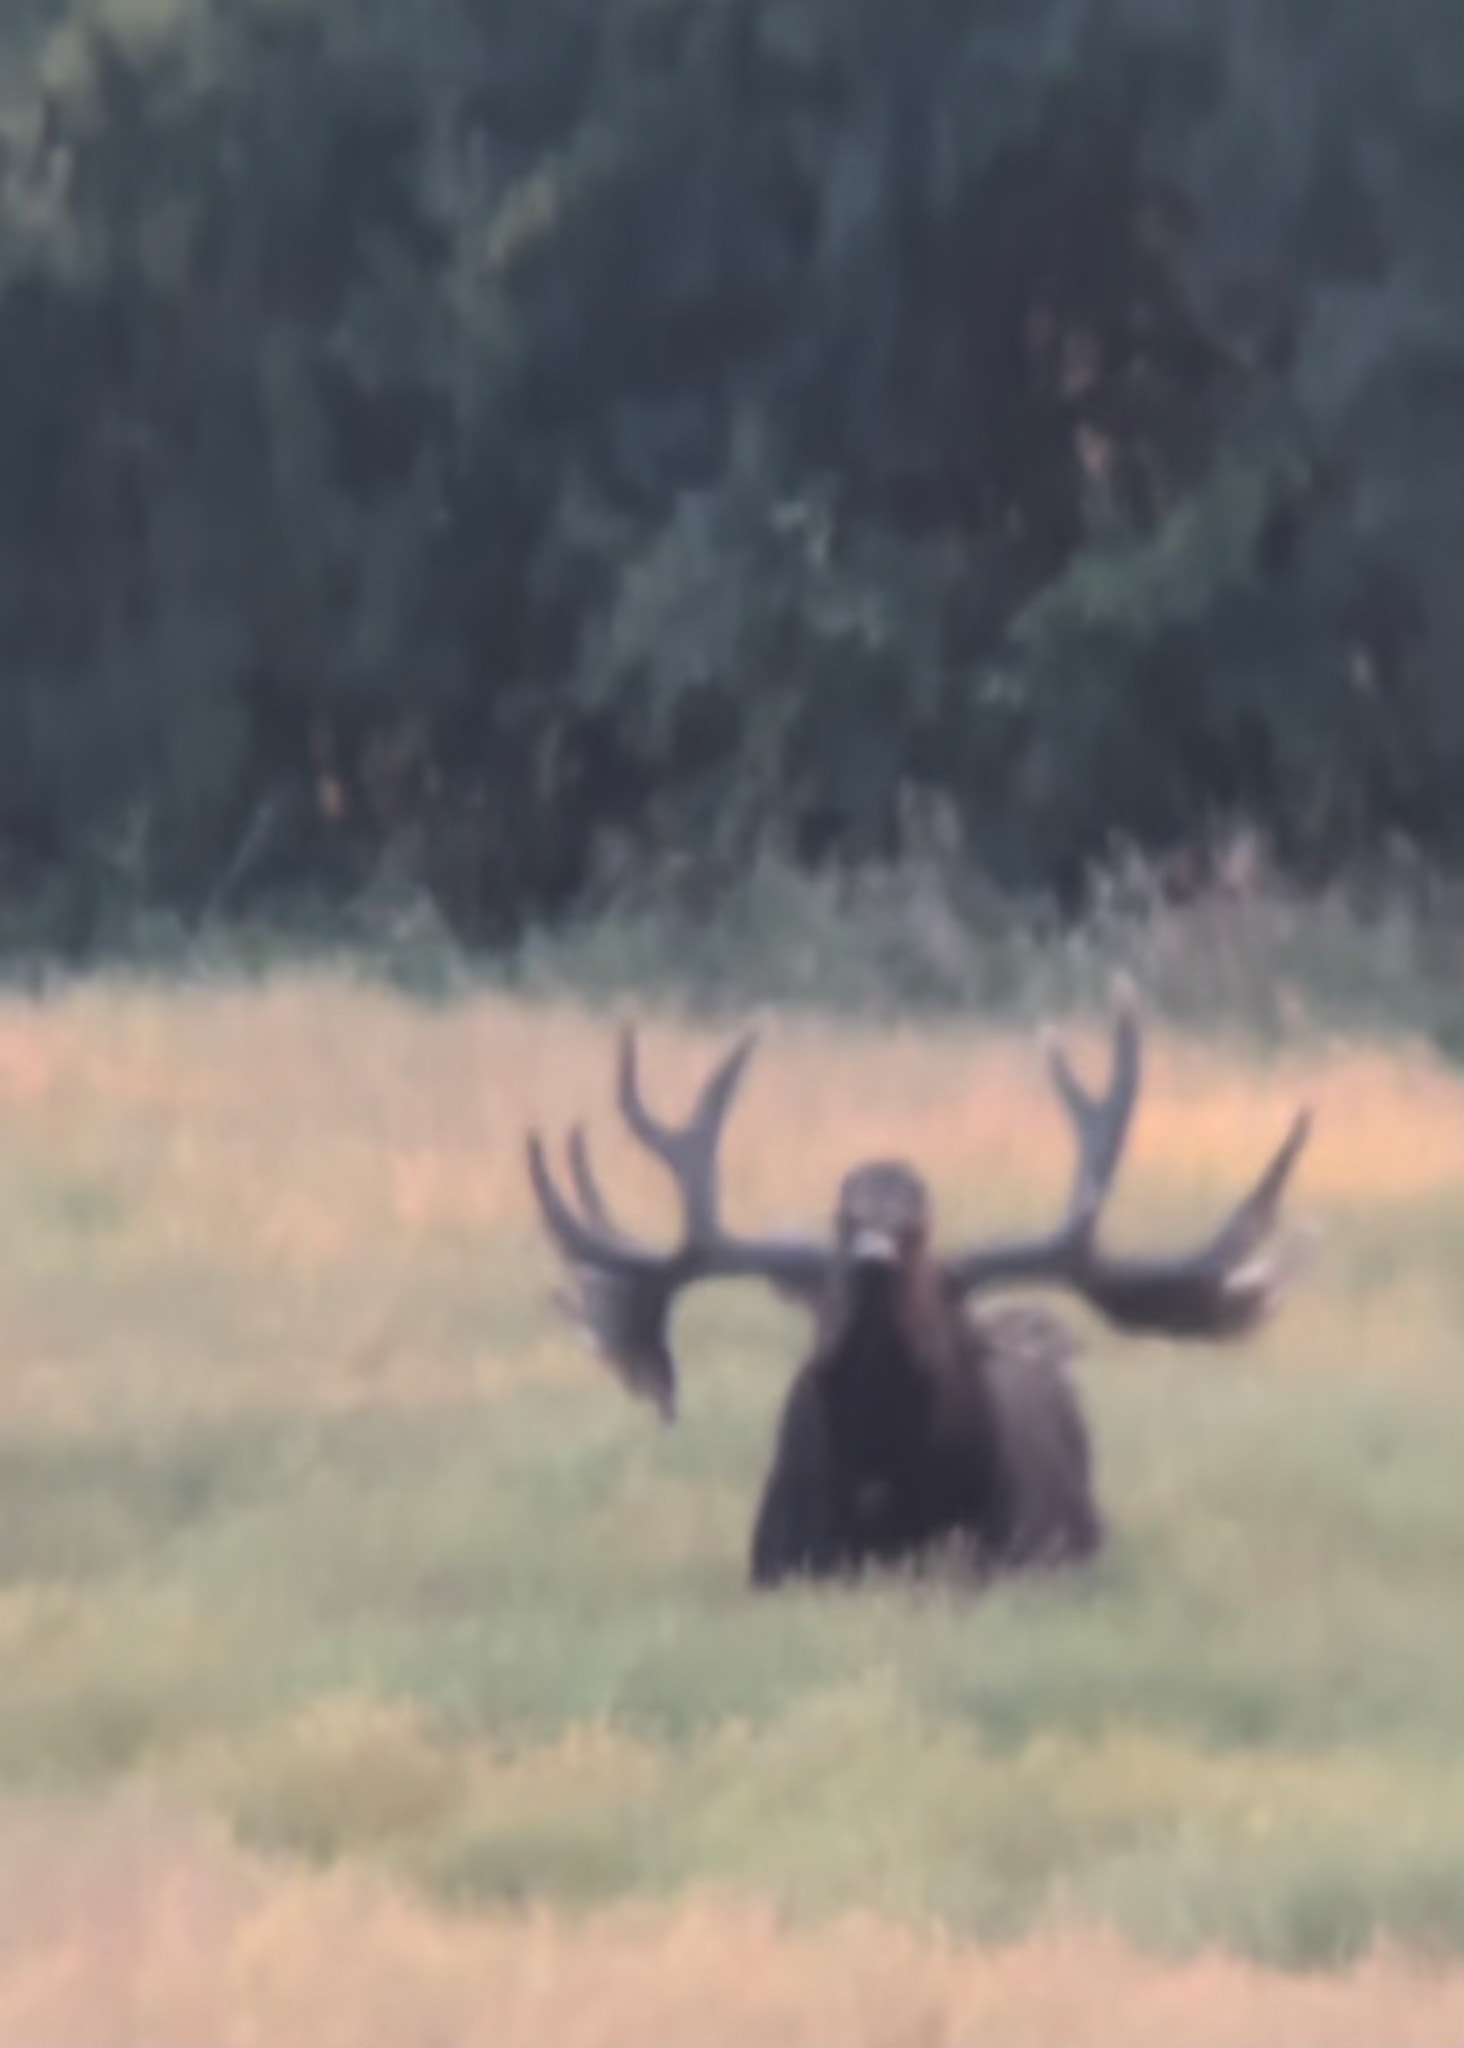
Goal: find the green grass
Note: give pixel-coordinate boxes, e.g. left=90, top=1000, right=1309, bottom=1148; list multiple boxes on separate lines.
left=0, top=977, right=1462, bottom=1977
left=3, top=1291, right=1462, bottom=1970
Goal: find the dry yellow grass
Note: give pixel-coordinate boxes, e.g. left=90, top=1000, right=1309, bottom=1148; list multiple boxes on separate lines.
left=1, top=973, right=1460, bottom=1426
left=1, top=974, right=1461, bottom=2040
left=2, top=1799, right=1463, bottom=2048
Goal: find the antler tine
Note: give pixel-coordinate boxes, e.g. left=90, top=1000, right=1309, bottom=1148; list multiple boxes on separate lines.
left=524, top=1025, right=832, bottom=1421
left=941, top=983, right=1316, bottom=1341
left=1042, top=988, right=1142, bottom=1242
left=525, top=1131, right=633, bottom=1268
left=566, top=1124, right=634, bottom=1243
left=1204, top=1104, right=1314, bottom=1269
left=616, top=1024, right=759, bottom=1242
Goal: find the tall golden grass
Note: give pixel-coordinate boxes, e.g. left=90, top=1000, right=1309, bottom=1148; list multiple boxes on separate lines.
left=2, top=1798, right=1463, bottom=2048
left=7, top=975, right=1464, bottom=1223
left=2, top=973, right=1460, bottom=1424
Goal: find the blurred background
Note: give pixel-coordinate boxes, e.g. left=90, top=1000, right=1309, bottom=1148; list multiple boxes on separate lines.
left=0, top=0, right=1461, bottom=1038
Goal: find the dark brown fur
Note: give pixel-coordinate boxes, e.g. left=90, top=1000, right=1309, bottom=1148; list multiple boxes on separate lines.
left=749, top=1218, right=1101, bottom=1587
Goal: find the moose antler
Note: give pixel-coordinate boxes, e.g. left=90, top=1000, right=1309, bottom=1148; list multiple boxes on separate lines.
left=525, top=1028, right=829, bottom=1419
left=942, top=984, right=1315, bottom=1337
left=528, top=998, right=1316, bottom=1422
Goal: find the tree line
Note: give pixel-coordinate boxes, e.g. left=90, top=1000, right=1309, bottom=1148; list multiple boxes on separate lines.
left=1, top=0, right=1460, bottom=954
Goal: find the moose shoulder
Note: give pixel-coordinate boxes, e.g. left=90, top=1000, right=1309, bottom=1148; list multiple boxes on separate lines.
left=525, top=993, right=1314, bottom=1588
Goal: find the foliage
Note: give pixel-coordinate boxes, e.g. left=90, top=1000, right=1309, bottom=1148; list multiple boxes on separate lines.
left=0, top=0, right=1461, bottom=949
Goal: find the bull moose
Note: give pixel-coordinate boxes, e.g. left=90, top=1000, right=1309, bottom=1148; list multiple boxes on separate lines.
left=525, top=992, right=1313, bottom=1587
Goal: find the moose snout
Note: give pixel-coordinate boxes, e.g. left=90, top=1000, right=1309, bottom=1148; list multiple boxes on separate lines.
left=849, top=1225, right=900, bottom=1265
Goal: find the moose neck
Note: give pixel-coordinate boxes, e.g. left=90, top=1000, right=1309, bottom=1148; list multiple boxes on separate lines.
left=848, top=1257, right=904, bottom=1323
left=810, top=1258, right=943, bottom=1498
left=825, top=1259, right=930, bottom=1392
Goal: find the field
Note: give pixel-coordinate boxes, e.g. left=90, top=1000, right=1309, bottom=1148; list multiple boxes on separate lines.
left=1, top=973, right=1462, bottom=2045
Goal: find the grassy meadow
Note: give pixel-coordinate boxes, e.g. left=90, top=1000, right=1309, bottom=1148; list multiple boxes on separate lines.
left=0, top=972, right=1462, bottom=2044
